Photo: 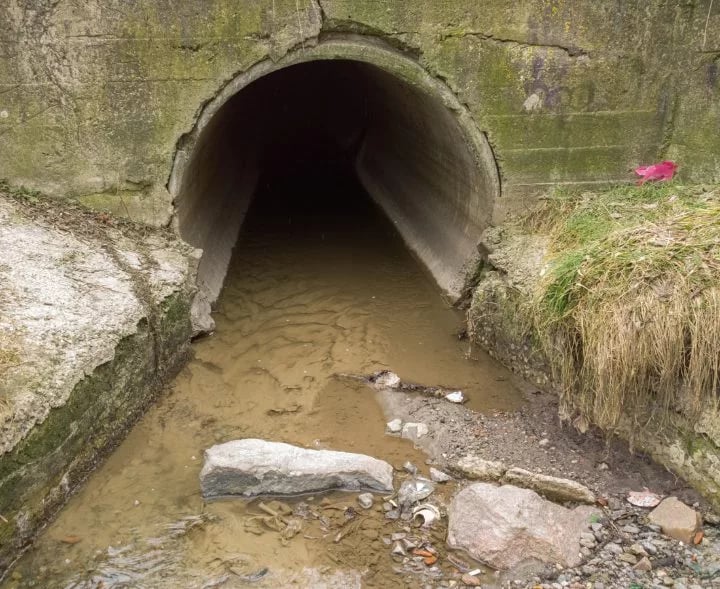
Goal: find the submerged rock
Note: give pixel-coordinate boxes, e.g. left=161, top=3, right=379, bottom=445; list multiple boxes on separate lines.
left=447, top=483, right=599, bottom=570
left=502, top=467, right=596, bottom=504
left=649, top=497, right=702, bottom=544
left=401, top=422, right=429, bottom=441
left=386, top=418, right=403, bottom=433
left=429, top=467, right=452, bottom=483
left=200, top=439, right=394, bottom=498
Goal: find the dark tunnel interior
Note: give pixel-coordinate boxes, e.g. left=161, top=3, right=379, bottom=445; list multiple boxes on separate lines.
left=174, top=59, right=497, bottom=330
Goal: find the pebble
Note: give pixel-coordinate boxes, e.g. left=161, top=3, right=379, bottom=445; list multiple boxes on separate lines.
left=403, top=461, right=418, bottom=474
left=618, top=552, right=638, bottom=565
left=642, top=540, right=658, bottom=554
left=386, top=419, right=403, bottom=433
left=401, top=422, right=429, bottom=441
left=357, top=493, right=374, bottom=509
left=628, top=543, right=647, bottom=556
left=386, top=509, right=400, bottom=520
left=461, top=573, right=482, bottom=586
left=539, top=438, right=550, bottom=448
left=429, top=467, right=452, bottom=483
left=622, top=524, right=641, bottom=534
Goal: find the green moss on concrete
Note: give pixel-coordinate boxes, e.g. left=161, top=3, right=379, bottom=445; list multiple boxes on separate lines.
left=0, top=292, right=192, bottom=571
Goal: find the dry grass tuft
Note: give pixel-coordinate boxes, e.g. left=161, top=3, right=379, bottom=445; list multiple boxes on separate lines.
left=525, top=183, right=720, bottom=435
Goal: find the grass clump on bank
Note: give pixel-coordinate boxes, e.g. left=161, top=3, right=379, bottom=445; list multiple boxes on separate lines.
left=526, top=183, right=720, bottom=434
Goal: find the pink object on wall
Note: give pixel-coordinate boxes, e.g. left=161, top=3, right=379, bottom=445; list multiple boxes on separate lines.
left=634, top=161, right=678, bottom=185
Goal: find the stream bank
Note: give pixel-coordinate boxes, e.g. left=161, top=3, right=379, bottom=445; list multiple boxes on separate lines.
left=4, top=175, right=720, bottom=588
left=0, top=188, right=198, bottom=573
left=469, top=184, right=720, bottom=511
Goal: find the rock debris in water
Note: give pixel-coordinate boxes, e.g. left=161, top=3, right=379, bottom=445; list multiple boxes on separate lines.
left=200, top=439, right=394, bottom=498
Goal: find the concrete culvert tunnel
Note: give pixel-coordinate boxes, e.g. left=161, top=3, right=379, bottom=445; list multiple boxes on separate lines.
left=172, top=49, right=500, bottom=332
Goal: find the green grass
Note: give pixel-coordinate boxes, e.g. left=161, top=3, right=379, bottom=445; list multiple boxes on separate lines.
left=520, top=182, right=720, bottom=434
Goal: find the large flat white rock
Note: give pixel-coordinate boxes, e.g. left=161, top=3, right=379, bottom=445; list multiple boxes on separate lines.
left=200, top=439, right=394, bottom=498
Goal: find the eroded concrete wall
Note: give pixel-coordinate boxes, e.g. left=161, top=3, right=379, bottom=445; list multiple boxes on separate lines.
left=0, top=0, right=717, bottom=227
left=0, top=194, right=198, bottom=572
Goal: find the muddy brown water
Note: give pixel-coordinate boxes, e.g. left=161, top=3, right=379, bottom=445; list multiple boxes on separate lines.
left=5, top=169, right=522, bottom=588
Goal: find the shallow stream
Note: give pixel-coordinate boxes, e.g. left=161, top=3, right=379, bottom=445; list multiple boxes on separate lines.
left=5, top=168, right=523, bottom=588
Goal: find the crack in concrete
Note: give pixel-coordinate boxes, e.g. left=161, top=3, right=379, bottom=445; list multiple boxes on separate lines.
left=439, top=31, right=588, bottom=58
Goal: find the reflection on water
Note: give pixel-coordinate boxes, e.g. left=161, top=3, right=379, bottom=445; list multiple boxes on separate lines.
left=4, top=167, right=521, bottom=588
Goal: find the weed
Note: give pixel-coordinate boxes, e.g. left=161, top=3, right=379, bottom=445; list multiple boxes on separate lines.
left=521, top=183, right=720, bottom=435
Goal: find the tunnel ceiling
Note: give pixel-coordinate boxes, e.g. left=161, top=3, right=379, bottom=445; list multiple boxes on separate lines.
left=173, top=45, right=499, bottom=331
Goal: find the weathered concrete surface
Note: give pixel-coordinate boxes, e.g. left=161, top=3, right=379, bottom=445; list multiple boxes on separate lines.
left=200, top=439, right=394, bottom=498
left=447, top=483, right=599, bottom=570
left=1, top=1, right=718, bottom=319
left=0, top=193, right=198, bottom=572
left=1, top=0, right=717, bottom=220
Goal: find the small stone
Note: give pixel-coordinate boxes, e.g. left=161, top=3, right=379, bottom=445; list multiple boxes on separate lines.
left=579, top=538, right=596, bottom=548
left=662, top=578, right=675, bottom=586
left=596, top=462, right=609, bottom=471
left=604, top=542, right=623, bottom=555
left=391, top=541, right=406, bottom=556
left=386, top=419, right=403, bottom=433
left=375, top=371, right=401, bottom=388
left=403, top=461, right=418, bottom=474
left=357, top=493, right=374, bottom=509
left=386, top=509, right=400, bottom=520
left=390, top=532, right=406, bottom=541
left=633, top=556, right=652, bottom=572
left=649, top=497, right=702, bottom=544
left=704, top=512, right=720, bottom=525
left=641, top=541, right=657, bottom=555
left=618, top=552, right=638, bottom=565
left=628, top=543, right=647, bottom=556
left=539, top=438, right=550, bottom=447
left=429, top=467, right=452, bottom=483
left=401, top=422, right=429, bottom=441
left=622, top=524, right=640, bottom=534
left=591, top=523, right=603, bottom=532
left=461, top=573, right=482, bottom=586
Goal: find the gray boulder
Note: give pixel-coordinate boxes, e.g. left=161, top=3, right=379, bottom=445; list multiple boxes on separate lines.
left=447, top=483, right=599, bottom=570
left=200, top=439, right=394, bottom=498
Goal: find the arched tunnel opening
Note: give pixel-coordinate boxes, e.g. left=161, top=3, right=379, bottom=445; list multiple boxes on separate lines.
left=173, top=57, right=499, bottom=330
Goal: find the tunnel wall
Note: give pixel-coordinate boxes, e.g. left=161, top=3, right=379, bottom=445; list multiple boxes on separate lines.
left=169, top=47, right=500, bottom=313
left=0, top=0, right=718, bottom=228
